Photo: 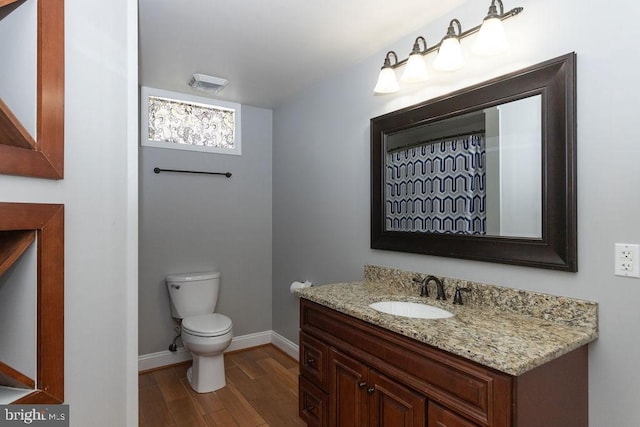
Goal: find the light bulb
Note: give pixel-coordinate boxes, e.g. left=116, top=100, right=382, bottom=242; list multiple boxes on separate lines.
left=434, top=38, right=465, bottom=71
left=474, top=17, right=508, bottom=56
left=401, top=54, right=428, bottom=83
left=374, top=67, right=399, bottom=94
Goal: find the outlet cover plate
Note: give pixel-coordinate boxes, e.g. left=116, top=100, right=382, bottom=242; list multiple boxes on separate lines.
left=615, top=243, right=640, bottom=278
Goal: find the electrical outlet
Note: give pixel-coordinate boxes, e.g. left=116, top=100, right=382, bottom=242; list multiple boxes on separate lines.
left=614, top=243, right=640, bottom=278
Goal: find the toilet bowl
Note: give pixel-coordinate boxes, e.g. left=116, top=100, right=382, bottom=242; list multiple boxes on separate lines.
left=166, top=272, right=233, bottom=393
left=181, top=313, right=233, bottom=393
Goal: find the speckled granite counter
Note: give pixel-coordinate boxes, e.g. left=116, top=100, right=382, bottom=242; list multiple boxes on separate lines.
left=295, top=266, right=598, bottom=376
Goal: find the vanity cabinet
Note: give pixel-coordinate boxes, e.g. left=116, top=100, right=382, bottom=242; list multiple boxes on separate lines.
left=299, top=299, right=588, bottom=427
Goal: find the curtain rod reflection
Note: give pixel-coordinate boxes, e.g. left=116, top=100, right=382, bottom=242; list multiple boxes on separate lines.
left=153, top=167, right=232, bottom=178
left=388, top=129, right=485, bottom=153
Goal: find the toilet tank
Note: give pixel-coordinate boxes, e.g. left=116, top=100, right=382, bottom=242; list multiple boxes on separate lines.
left=166, top=271, right=220, bottom=319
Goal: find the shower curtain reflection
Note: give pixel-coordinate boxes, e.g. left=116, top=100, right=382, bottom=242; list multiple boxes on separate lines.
left=385, top=133, right=486, bottom=234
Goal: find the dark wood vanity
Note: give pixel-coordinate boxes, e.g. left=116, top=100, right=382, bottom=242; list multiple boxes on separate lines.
left=298, top=298, right=588, bottom=427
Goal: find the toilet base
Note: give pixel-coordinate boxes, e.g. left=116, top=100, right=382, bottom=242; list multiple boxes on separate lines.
left=186, top=353, right=226, bottom=393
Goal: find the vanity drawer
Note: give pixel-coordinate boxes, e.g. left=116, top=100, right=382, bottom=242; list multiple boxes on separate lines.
left=300, top=331, right=329, bottom=391
left=299, top=375, right=328, bottom=427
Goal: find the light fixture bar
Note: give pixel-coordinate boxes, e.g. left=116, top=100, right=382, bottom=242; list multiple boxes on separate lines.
left=388, top=6, right=523, bottom=69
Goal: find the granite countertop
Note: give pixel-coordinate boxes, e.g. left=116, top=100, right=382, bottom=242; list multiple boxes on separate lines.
left=295, top=273, right=598, bottom=376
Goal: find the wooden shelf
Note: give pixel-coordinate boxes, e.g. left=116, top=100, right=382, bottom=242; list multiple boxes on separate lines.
left=0, top=361, right=34, bottom=390
left=0, top=230, right=35, bottom=278
left=0, top=0, right=24, bottom=9
left=0, top=0, right=64, bottom=179
left=0, top=99, right=36, bottom=150
left=0, top=203, right=65, bottom=404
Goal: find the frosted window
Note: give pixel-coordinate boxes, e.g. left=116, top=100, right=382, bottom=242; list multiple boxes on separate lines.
left=141, top=86, right=241, bottom=155
left=148, top=96, right=236, bottom=149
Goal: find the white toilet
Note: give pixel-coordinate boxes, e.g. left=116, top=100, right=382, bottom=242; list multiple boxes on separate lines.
left=166, top=271, right=233, bottom=393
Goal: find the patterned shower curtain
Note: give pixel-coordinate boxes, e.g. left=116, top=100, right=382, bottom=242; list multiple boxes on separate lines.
left=385, top=134, right=486, bottom=234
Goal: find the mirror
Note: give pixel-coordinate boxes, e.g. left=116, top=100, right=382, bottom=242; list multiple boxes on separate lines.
left=385, top=95, right=542, bottom=238
left=371, top=53, right=577, bottom=271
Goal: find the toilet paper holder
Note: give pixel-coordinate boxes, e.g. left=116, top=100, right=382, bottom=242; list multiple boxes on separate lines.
left=290, top=280, right=313, bottom=293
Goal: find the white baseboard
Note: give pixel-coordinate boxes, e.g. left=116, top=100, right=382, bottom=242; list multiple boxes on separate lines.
left=270, top=330, right=299, bottom=360
left=226, top=330, right=272, bottom=352
left=138, top=330, right=299, bottom=372
left=138, top=346, right=192, bottom=372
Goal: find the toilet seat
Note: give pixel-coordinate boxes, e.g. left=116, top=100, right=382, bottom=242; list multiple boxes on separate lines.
left=182, top=313, right=233, bottom=337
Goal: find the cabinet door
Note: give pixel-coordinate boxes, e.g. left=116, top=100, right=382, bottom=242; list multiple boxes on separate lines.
left=369, top=370, right=426, bottom=427
left=428, top=402, right=480, bottom=427
left=329, top=349, right=369, bottom=427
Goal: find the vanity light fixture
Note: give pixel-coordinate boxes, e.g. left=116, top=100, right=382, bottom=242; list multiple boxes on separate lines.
left=474, top=0, right=509, bottom=56
left=433, top=19, right=465, bottom=71
left=372, top=1, right=523, bottom=94
left=401, top=37, right=429, bottom=83
left=374, top=51, right=400, bottom=94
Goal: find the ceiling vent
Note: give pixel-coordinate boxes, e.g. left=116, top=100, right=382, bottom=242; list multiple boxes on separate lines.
left=188, top=73, right=228, bottom=94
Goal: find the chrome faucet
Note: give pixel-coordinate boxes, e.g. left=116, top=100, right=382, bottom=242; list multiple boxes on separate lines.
left=413, top=275, right=447, bottom=300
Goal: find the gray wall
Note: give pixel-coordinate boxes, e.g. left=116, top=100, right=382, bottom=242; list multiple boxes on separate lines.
left=273, top=0, right=640, bottom=425
left=139, top=105, right=273, bottom=355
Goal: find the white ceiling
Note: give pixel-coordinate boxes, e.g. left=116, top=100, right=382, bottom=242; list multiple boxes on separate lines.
left=138, top=0, right=469, bottom=108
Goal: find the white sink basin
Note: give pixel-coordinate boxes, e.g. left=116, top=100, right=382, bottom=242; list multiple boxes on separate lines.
left=368, top=301, right=454, bottom=319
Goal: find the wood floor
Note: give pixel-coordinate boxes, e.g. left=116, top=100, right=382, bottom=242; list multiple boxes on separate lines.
left=139, top=345, right=305, bottom=427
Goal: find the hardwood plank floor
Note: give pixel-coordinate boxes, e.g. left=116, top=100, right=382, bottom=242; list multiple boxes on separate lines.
left=139, top=345, right=305, bottom=427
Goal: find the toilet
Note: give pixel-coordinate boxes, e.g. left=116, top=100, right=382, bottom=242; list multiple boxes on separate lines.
left=166, top=271, right=233, bottom=393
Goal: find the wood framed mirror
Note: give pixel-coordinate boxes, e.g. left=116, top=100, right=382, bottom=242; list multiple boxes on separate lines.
left=0, top=202, right=64, bottom=404
left=371, top=53, right=577, bottom=271
left=0, top=0, right=64, bottom=179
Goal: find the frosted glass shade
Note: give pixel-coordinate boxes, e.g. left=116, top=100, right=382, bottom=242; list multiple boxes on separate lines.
left=434, top=38, right=465, bottom=71
left=473, top=17, right=508, bottom=56
left=401, top=54, right=428, bottom=83
left=374, top=67, right=399, bottom=94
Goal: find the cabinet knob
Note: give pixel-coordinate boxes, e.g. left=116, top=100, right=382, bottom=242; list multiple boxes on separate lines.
left=358, top=381, right=367, bottom=389
left=367, top=387, right=375, bottom=394
left=306, top=357, right=315, bottom=366
left=306, top=405, right=315, bottom=412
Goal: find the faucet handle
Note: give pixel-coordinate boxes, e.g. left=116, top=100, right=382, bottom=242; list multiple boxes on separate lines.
left=453, top=287, right=471, bottom=305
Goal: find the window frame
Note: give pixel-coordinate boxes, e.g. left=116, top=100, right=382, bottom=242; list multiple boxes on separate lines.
left=140, top=86, right=242, bottom=156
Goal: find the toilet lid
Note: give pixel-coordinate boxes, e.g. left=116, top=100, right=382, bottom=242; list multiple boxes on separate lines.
left=182, top=313, right=232, bottom=337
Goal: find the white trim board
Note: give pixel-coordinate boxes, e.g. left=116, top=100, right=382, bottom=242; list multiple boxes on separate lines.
left=138, top=330, right=299, bottom=372
left=271, top=330, right=299, bottom=360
